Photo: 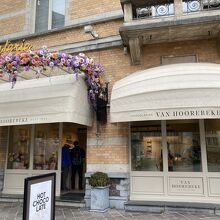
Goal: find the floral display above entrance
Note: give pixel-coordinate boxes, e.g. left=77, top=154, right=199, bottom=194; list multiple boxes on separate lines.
left=0, top=45, right=106, bottom=108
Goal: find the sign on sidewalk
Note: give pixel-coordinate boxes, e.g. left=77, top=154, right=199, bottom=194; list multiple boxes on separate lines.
left=23, top=173, right=56, bottom=220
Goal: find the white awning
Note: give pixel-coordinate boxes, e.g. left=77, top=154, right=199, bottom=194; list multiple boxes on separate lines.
left=110, top=63, right=220, bottom=122
left=0, top=74, right=92, bottom=126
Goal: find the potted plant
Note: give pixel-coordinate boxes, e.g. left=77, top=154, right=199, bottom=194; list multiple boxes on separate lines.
left=89, top=171, right=109, bottom=212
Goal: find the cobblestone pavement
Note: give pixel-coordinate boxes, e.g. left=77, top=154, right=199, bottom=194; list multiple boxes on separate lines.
left=1, top=202, right=220, bottom=220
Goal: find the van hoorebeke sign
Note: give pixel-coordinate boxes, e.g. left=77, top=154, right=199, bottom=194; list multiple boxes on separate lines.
left=130, top=108, right=220, bottom=121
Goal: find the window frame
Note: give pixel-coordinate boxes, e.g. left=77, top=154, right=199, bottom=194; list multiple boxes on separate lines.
left=6, top=125, right=32, bottom=170
left=33, top=0, right=66, bottom=33
left=5, top=124, right=62, bottom=172
left=130, top=119, right=209, bottom=174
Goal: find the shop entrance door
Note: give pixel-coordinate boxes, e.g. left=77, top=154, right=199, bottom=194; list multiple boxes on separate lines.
left=60, top=123, right=87, bottom=202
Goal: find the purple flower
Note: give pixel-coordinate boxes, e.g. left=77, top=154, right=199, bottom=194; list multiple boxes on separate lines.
left=61, top=53, right=67, bottom=58
left=11, top=61, right=17, bottom=66
left=85, top=58, right=90, bottom=65
left=24, top=66, right=30, bottom=71
left=73, top=60, right=79, bottom=67
left=38, top=50, right=44, bottom=56
left=49, top=61, right=54, bottom=67
left=74, top=73, right=79, bottom=80
left=0, top=45, right=106, bottom=109
left=5, top=56, right=11, bottom=62
left=15, top=56, right=20, bottom=62
left=71, top=56, right=79, bottom=61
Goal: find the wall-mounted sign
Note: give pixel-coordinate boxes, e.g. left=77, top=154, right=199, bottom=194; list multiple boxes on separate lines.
left=0, top=116, right=49, bottom=126
left=169, top=177, right=203, bottom=195
left=0, top=40, right=33, bottom=54
left=130, top=108, right=220, bottom=121
left=23, top=173, right=56, bottom=220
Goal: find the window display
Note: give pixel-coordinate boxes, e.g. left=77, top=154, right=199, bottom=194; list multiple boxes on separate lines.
left=33, top=124, right=59, bottom=170
left=167, top=120, right=201, bottom=172
left=205, top=119, right=220, bottom=172
left=7, top=125, right=31, bottom=169
left=131, top=122, right=162, bottom=171
left=131, top=120, right=203, bottom=172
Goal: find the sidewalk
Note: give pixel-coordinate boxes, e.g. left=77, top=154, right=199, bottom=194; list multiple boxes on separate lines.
left=1, top=202, right=220, bottom=220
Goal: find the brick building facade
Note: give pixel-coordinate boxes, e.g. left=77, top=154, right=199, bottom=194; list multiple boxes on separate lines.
left=0, top=0, right=220, bottom=210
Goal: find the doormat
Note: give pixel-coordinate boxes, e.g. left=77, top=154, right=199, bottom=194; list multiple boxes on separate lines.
left=60, top=192, right=84, bottom=202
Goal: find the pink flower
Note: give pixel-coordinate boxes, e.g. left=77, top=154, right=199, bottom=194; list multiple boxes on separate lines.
left=79, top=53, right=85, bottom=57
left=61, top=58, right=66, bottom=65
left=79, top=58, right=84, bottom=63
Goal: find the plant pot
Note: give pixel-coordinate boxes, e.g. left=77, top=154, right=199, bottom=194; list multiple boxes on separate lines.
left=90, top=186, right=109, bottom=212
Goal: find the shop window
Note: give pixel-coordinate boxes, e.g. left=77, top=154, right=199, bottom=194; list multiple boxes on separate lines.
left=35, top=0, right=66, bottom=33
left=167, top=120, right=201, bottom=172
left=205, top=119, right=220, bottom=172
left=33, top=123, right=59, bottom=170
left=131, top=121, right=162, bottom=171
left=7, top=125, right=31, bottom=169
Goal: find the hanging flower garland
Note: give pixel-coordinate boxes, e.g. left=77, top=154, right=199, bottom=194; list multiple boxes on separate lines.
left=0, top=46, right=106, bottom=109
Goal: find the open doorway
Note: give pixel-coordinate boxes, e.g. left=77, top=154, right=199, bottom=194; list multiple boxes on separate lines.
left=60, top=123, right=87, bottom=202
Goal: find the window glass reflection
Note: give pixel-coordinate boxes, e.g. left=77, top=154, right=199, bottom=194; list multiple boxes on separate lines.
left=131, top=122, right=162, bottom=171
left=205, top=119, right=220, bottom=172
left=52, top=0, right=65, bottom=29
left=35, top=0, right=49, bottom=33
left=7, top=125, right=31, bottom=169
left=167, top=120, right=201, bottom=172
left=34, top=123, right=59, bottom=170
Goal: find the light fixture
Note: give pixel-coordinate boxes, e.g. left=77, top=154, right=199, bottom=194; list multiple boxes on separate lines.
left=84, top=25, right=99, bottom=39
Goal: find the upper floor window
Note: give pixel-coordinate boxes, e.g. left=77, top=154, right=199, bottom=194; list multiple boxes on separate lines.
left=35, top=0, right=66, bottom=33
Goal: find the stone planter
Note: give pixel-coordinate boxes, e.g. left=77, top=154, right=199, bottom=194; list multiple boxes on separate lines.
left=90, top=186, right=109, bottom=212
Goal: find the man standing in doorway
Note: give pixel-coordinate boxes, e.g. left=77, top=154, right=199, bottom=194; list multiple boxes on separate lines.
left=71, top=141, right=85, bottom=190
left=61, top=140, right=72, bottom=191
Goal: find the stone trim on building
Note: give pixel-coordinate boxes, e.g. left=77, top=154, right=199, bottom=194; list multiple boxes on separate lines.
left=0, top=10, right=123, bottom=44
left=49, top=36, right=123, bottom=53
left=85, top=172, right=129, bottom=209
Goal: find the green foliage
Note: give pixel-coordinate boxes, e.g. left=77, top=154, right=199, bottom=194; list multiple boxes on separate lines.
left=89, top=171, right=109, bottom=187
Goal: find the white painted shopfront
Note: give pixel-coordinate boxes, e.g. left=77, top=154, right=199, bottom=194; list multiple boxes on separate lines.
left=110, top=63, right=220, bottom=203
left=0, top=74, right=91, bottom=195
